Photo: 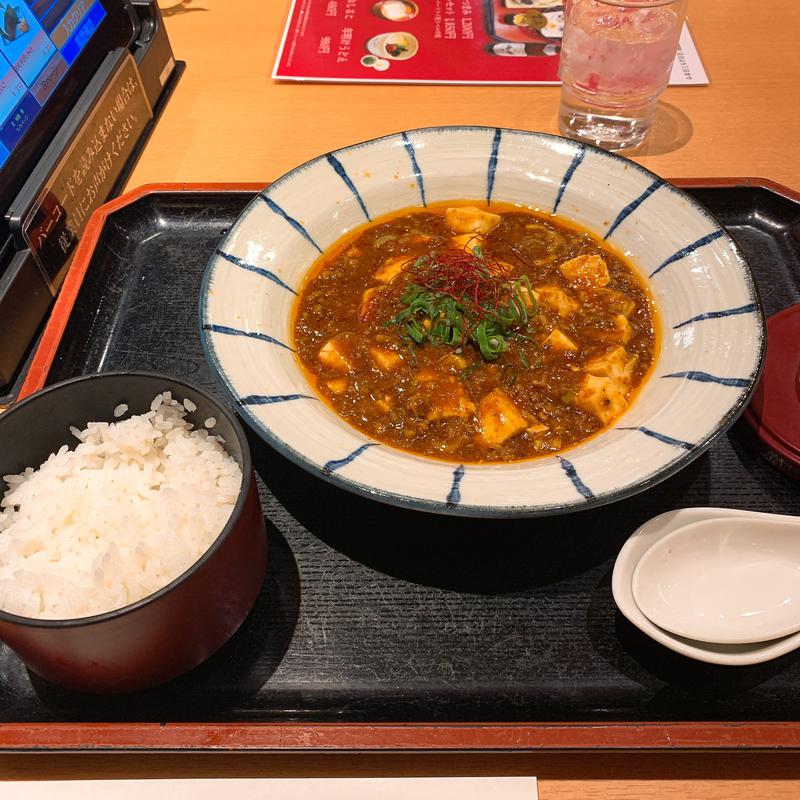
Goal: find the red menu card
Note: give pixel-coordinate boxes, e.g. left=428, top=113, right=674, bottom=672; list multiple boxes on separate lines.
left=273, top=0, right=707, bottom=85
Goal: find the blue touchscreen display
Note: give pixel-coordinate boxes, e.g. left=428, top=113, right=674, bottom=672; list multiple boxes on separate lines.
left=0, top=0, right=107, bottom=167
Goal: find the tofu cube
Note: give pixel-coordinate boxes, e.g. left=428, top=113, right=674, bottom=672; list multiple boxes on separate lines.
left=415, top=368, right=440, bottom=383
left=325, top=378, right=348, bottom=394
left=413, top=370, right=475, bottom=420
left=588, top=313, right=634, bottom=344
left=370, top=347, right=402, bottom=371
left=611, top=314, right=633, bottom=344
left=558, top=255, right=610, bottom=288
left=358, top=286, right=386, bottom=322
left=515, top=283, right=540, bottom=312
left=451, top=233, right=485, bottom=254
left=535, top=284, right=580, bottom=317
left=375, top=395, right=393, bottom=413
left=574, top=374, right=628, bottom=425
left=426, top=378, right=476, bottom=421
left=374, top=256, right=409, bottom=283
left=527, top=420, right=550, bottom=435
left=494, top=260, right=516, bottom=277
left=445, top=206, right=501, bottom=235
left=585, top=346, right=637, bottom=386
left=437, top=353, right=469, bottom=371
left=543, top=329, right=579, bottom=352
left=478, top=388, right=528, bottom=445
left=318, top=337, right=355, bottom=372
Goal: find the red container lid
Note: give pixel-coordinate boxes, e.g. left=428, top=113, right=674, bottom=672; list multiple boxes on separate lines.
left=743, top=304, right=800, bottom=479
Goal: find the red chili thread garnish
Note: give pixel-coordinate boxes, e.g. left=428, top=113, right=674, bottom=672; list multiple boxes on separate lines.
left=389, top=240, right=521, bottom=323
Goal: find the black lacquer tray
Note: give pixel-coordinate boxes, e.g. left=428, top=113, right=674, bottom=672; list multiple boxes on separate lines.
left=3, top=179, right=800, bottom=752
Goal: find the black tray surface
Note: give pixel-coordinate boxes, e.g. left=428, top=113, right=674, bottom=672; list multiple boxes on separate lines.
left=2, top=185, right=799, bottom=724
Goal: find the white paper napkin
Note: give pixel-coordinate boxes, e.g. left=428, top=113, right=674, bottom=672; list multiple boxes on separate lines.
left=2, top=776, right=538, bottom=799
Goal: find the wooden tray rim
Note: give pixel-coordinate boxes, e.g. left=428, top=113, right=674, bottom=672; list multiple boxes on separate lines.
left=2, top=721, right=800, bottom=752
left=7, top=176, right=800, bottom=752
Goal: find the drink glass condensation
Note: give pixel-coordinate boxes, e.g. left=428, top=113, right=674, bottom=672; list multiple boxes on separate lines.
left=558, top=0, right=688, bottom=151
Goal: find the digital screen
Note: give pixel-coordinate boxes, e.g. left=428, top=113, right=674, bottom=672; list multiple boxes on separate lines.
left=0, top=0, right=107, bottom=168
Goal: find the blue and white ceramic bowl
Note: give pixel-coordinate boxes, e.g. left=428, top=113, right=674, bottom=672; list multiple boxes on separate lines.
left=199, top=127, right=764, bottom=517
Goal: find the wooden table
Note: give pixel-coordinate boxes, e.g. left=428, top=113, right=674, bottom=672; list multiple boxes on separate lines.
left=5, top=1, right=800, bottom=797
left=129, top=0, right=800, bottom=192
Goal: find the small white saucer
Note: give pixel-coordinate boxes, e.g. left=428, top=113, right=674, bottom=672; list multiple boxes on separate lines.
left=612, top=507, right=800, bottom=666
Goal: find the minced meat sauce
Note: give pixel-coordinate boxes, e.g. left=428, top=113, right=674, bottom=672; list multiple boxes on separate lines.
left=292, top=201, right=657, bottom=463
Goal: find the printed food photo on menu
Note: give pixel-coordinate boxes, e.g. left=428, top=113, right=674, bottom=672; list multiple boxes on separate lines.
left=274, top=0, right=563, bottom=83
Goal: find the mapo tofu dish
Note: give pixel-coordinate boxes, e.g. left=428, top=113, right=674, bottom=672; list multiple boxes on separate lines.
left=293, top=202, right=657, bottom=463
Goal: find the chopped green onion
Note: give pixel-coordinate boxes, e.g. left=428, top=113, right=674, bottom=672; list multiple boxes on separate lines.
left=384, top=251, right=539, bottom=361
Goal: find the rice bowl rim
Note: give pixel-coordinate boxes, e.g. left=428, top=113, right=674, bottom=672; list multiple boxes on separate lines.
left=0, top=371, right=253, bottom=629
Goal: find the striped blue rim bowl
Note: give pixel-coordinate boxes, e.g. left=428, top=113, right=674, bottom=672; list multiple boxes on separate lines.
left=199, top=127, right=765, bottom=517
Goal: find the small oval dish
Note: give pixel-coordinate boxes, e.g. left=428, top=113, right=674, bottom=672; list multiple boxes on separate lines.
left=632, top=516, right=800, bottom=645
left=0, top=372, right=267, bottom=693
left=613, top=508, right=800, bottom=666
left=200, top=126, right=764, bottom=517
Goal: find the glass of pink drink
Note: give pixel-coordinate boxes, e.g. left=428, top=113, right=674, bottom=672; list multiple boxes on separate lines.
left=558, top=0, right=688, bottom=151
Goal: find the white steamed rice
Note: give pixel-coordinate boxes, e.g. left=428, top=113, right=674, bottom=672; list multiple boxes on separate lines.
left=0, top=392, right=242, bottom=620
